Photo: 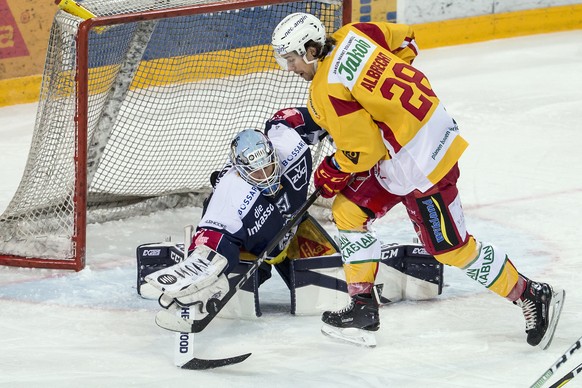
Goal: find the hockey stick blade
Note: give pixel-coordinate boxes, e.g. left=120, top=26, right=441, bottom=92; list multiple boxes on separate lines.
left=548, top=362, right=582, bottom=388
left=180, top=353, right=252, bottom=370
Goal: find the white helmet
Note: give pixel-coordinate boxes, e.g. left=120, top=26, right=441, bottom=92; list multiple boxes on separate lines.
left=230, top=129, right=281, bottom=196
left=272, top=12, right=326, bottom=69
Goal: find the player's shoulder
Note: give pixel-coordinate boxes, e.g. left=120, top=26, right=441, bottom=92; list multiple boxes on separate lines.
left=270, top=131, right=309, bottom=172
left=324, top=26, right=383, bottom=89
left=211, top=168, right=258, bottom=207
left=268, top=119, right=302, bottom=148
left=266, top=107, right=309, bottom=131
left=199, top=169, right=262, bottom=232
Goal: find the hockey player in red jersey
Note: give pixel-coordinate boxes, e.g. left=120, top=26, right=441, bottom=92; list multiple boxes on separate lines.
left=271, top=13, right=565, bottom=348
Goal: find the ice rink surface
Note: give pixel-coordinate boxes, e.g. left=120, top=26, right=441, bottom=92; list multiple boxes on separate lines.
left=0, top=30, right=581, bottom=387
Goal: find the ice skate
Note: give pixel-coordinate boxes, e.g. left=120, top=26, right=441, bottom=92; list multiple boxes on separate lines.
left=321, top=286, right=381, bottom=347
left=514, top=279, right=565, bottom=350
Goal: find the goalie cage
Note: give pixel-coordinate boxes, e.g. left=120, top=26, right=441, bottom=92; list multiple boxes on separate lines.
left=0, top=0, right=350, bottom=270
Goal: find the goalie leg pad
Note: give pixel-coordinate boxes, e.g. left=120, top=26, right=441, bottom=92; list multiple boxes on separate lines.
left=136, top=242, right=186, bottom=299
left=288, top=244, right=444, bottom=315
left=376, top=243, right=444, bottom=303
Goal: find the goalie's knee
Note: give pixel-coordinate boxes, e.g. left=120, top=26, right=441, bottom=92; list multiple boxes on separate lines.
left=376, top=244, right=444, bottom=302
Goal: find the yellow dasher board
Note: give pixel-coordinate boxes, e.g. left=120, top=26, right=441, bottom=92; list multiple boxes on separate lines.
left=352, top=0, right=397, bottom=23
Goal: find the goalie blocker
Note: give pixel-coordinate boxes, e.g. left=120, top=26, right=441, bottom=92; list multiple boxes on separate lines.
left=136, top=216, right=444, bottom=318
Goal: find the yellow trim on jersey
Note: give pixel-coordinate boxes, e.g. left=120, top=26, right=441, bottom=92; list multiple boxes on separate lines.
left=309, top=23, right=469, bottom=192
left=309, top=24, right=423, bottom=174
left=427, top=135, right=469, bottom=184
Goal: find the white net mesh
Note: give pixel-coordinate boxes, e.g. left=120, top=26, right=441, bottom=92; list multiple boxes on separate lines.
left=0, top=0, right=341, bottom=267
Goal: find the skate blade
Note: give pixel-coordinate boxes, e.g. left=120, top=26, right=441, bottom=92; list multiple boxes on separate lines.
left=539, top=288, right=566, bottom=350
left=321, top=324, right=377, bottom=348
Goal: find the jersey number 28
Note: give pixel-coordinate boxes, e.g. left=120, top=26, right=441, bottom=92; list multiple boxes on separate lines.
left=380, top=63, right=436, bottom=121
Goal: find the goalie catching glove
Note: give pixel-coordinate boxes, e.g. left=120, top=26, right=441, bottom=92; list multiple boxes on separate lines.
left=314, top=155, right=352, bottom=198
left=144, top=245, right=230, bottom=313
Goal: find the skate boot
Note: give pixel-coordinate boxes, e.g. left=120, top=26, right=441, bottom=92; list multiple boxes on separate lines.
left=321, top=285, right=381, bottom=347
left=514, top=278, right=565, bottom=349
left=322, top=293, right=380, bottom=331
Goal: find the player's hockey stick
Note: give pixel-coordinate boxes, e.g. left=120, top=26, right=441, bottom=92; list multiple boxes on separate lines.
left=547, top=361, right=582, bottom=388
left=530, top=335, right=582, bottom=388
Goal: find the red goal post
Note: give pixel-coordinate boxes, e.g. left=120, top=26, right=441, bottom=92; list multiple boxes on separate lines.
left=0, top=0, right=350, bottom=271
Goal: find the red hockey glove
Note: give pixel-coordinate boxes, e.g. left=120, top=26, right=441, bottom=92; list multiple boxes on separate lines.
left=314, top=155, right=352, bottom=198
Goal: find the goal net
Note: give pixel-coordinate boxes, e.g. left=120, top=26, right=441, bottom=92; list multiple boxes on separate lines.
left=0, top=0, right=348, bottom=270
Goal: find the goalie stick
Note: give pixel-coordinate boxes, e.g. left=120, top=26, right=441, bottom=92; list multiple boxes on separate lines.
left=530, top=335, right=582, bottom=388
left=171, top=227, right=253, bottom=370
left=173, top=227, right=195, bottom=367
left=175, top=305, right=251, bottom=370
left=158, top=188, right=321, bottom=369
left=180, top=353, right=252, bottom=370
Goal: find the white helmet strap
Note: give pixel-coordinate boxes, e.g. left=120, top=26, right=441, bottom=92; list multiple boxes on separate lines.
left=302, top=53, right=318, bottom=72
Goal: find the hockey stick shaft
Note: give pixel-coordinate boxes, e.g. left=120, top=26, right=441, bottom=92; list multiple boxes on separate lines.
left=173, top=226, right=195, bottom=367
left=531, top=335, right=582, bottom=388
left=189, top=188, right=322, bottom=333
left=548, top=362, right=582, bottom=388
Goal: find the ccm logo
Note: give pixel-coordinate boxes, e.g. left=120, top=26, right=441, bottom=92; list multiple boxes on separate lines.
left=170, top=251, right=182, bottom=263
left=142, top=249, right=161, bottom=256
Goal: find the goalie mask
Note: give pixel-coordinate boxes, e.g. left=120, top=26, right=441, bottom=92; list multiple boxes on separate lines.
left=230, top=129, right=282, bottom=196
left=271, top=12, right=326, bottom=70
